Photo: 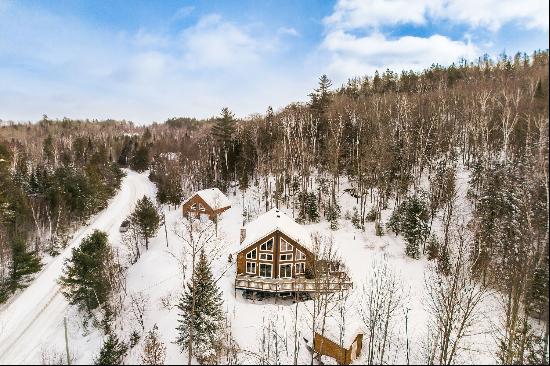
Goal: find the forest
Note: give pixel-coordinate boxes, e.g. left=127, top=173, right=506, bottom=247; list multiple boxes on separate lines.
left=0, top=49, right=548, bottom=364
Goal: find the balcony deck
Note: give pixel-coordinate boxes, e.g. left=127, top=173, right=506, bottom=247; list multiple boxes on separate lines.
left=234, top=273, right=353, bottom=293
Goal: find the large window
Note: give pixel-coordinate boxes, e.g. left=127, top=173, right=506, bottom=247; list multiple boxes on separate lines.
left=296, top=249, right=306, bottom=261
left=259, top=263, right=272, bottom=278
left=280, top=253, right=293, bottom=261
left=246, top=248, right=257, bottom=260
left=279, top=264, right=292, bottom=278
left=260, top=238, right=274, bottom=251
left=246, top=262, right=256, bottom=274
left=295, top=262, right=305, bottom=275
left=280, top=238, right=293, bottom=252
left=259, top=253, right=273, bottom=261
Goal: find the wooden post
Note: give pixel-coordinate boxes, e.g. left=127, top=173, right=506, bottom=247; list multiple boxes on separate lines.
left=163, top=212, right=169, bottom=248
left=64, top=317, right=71, bottom=365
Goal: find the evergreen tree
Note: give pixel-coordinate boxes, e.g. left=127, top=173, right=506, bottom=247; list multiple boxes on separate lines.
left=325, top=200, right=340, bottom=230
left=9, top=238, right=42, bottom=291
left=426, top=234, right=439, bottom=261
left=130, top=144, right=150, bottom=172
left=141, top=324, right=166, bottom=365
left=176, top=250, right=224, bottom=364
left=212, top=107, right=236, bottom=146
left=211, top=107, right=236, bottom=185
left=388, top=193, right=430, bottom=259
left=130, top=196, right=160, bottom=251
left=94, top=333, right=128, bottom=365
left=59, top=230, right=113, bottom=312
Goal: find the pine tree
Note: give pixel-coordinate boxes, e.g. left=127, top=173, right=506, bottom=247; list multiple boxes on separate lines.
left=9, top=237, right=42, bottom=291
left=130, top=144, right=150, bottom=172
left=325, top=200, right=340, bottom=230
left=212, top=107, right=236, bottom=146
left=211, top=107, right=236, bottom=185
left=426, top=234, right=439, bottom=261
left=59, top=230, right=113, bottom=312
left=94, top=333, right=128, bottom=365
left=388, top=193, right=429, bottom=259
left=141, top=324, right=166, bottom=365
left=176, top=250, right=224, bottom=364
left=130, top=196, right=160, bottom=251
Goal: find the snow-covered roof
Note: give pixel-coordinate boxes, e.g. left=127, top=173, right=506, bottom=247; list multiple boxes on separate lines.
left=240, top=208, right=313, bottom=252
left=320, top=316, right=364, bottom=347
left=183, top=188, right=231, bottom=211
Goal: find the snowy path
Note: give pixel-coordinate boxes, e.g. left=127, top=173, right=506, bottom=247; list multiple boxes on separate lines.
left=0, top=170, right=156, bottom=365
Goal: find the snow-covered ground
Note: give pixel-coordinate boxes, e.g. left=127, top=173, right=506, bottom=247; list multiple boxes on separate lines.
left=0, top=170, right=155, bottom=364
left=0, top=170, right=502, bottom=365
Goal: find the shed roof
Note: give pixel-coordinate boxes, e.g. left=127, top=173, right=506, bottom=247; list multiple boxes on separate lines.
left=183, top=188, right=231, bottom=211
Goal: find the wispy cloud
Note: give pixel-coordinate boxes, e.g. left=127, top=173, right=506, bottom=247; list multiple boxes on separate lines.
left=325, top=0, right=549, bottom=32
left=319, top=0, right=548, bottom=84
left=0, top=4, right=311, bottom=123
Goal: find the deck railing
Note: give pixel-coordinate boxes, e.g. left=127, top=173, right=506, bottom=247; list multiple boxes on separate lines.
left=234, top=273, right=353, bottom=293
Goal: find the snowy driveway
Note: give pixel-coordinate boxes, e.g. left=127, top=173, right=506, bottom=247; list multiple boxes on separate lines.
left=0, top=170, right=156, bottom=364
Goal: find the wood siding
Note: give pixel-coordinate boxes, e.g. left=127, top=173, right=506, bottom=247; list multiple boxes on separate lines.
left=313, top=332, right=363, bottom=365
left=236, top=230, right=314, bottom=279
left=181, top=194, right=230, bottom=221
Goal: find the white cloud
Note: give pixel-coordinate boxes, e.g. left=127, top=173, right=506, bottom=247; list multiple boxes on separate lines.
left=322, top=30, right=478, bottom=80
left=320, top=0, right=548, bottom=83
left=325, top=0, right=549, bottom=31
left=0, top=5, right=312, bottom=123
left=325, top=0, right=439, bottom=29
left=438, top=0, right=549, bottom=32
left=277, top=27, right=300, bottom=37
left=179, top=14, right=268, bottom=69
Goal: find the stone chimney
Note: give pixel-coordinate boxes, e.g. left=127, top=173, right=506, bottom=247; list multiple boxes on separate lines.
left=240, top=227, right=246, bottom=244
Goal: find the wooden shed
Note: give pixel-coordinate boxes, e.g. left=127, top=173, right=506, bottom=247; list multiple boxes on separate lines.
left=181, top=188, right=231, bottom=221
left=313, top=331, right=363, bottom=365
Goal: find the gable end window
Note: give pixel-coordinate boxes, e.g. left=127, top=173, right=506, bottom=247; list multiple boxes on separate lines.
left=280, top=253, right=293, bottom=261
left=191, top=203, right=198, bottom=211
left=296, top=250, right=306, bottom=261
left=280, top=238, right=294, bottom=252
left=260, top=238, right=274, bottom=252
left=260, top=253, right=273, bottom=261
left=246, top=248, right=257, bottom=260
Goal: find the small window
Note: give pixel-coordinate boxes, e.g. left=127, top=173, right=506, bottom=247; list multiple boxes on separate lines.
left=260, top=253, right=273, bottom=261
left=191, top=203, right=198, bottom=211
left=259, top=263, right=272, bottom=278
left=246, top=248, right=257, bottom=260
left=198, top=203, right=206, bottom=212
left=246, top=261, right=256, bottom=274
left=280, top=253, right=293, bottom=261
left=260, top=238, right=274, bottom=251
left=296, top=250, right=306, bottom=261
left=295, top=262, right=305, bottom=274
left=280, top=238, right=293, bottom=252
left=280, top=264, right=292, bottom=278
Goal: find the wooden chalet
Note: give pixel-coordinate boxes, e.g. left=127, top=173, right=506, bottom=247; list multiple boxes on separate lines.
left=234, top=208, right=352, bottom=295
left=181, top=188, right=231, bottom=221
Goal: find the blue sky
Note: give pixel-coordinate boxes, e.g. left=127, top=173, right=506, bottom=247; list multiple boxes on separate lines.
left=0, top=0, right=548, bottom=123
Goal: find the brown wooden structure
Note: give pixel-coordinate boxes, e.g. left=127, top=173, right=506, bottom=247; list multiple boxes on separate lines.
left=313, top=332, right=363, bottom=365
left=181, top=188, right=231, bottom=221
left=234, top=209, right=352, bottom=294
